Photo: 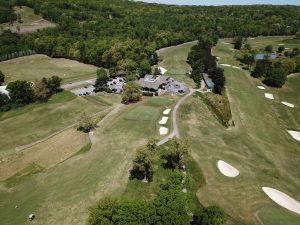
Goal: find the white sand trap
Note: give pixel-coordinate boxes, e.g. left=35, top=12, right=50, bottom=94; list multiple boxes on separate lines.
left=278, top=43, right=285, bottom=45
left=0, top=86, right=9, bottom=95
left=220, top=64, right=231, bottom=67
left=287, top=130, right=300, bottom=142
left=257, top=86, right=266, bottom=90
left=281, top=102, right=295, bottom=108
left=221, top=42, right=230, bottom=45
left=163, top=108, right=171, bottom=115
left=216, top=56, right=220, bottom=60
left=217, top=160, right=239, bottom=177
left=265, top=93, right=274, bottom=100
left=232, top=66, right=240, bottom=69
left=285, top=48, right=290, bottom=50
left=262, top=187, right=300, bottom=215
left=158, top=67, right=167, bottom=75
left=159, top=116, right=168, bottom=125
left=159, top=126, right=168, bottom=135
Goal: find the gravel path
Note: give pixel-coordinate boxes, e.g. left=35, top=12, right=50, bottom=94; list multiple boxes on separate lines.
left=61, top=78, right=96, bottom=89
left=157, top=89, right=197, bottom=145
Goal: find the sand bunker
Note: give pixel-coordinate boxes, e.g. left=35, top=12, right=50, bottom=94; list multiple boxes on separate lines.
left=278, top=43, right=285, bottom=45
left=159, top=126, right=168, bottom=135
left=262, top=187, right=300, bottom=215
left=232, top=66, right=240, bottom=69
left=217, top=160, right=239, bottom=177
left=220, top=64, right=231, bottom=67
left=257, top=86, right=266, bottom=90
left=163, top=108, right=171, bottom=115
left=281, top=102, right=295, bottom=108
left=221, top=42, right=230, bottom=45
left=265, top=93, right=274, bottom=100
left=158, top=67, right=167, bottom=75
left=0, top=86, right=9, bottom=95
left=287, top=130, right=300, bottom=142
left=159, top=116, right=169, bottom=125
left=216, top=56, right=220, bottom=60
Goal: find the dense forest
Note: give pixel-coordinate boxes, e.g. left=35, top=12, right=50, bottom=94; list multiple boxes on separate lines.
left=0, top=0, right=16, bottom=23
left=0, top=0, right=300, bottom=75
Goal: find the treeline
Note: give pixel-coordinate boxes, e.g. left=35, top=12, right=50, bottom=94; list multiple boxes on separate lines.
left=88, top=139, right=226, bottom=225
left=0, top=0, right=299, bottom=75
left=0, top=0, right=16, bottom=23
left=0, top=72, right=61, bottom=111
left=187, top=36, right=225, bottom=94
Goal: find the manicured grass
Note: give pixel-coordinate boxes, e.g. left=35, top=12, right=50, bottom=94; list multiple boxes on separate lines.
left=157, top=41, right=197, bottom=87
left=124, top=105, right=161, bottom=121
left=0, top=54, right=97, bottom=84
left=178, top=36, right=300, bottom=225
left=245, top=35, right=299, bottom=50
left=145, top=96, right=175, bottom=107
left=0, top=91, right=116, bottom=157
left=0, top=95, right=171, bottom=225
left=257, top=206, right=300, bottom=225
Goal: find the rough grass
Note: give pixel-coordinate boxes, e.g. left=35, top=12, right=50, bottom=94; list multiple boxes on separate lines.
left=178, top=36, right=300, bottom=225
left=0, top=54, right=97, bottom=84
left=257, top=206, right=300, bottom=225
left=0, top=91, right=115, bottom=157
left=0, top=128, right=89, bottom=182
left=197, top=92, right=232, bottom=127
left=157, top=41, right=197, bottom=87
left=1, top=6, right=56, bottom=33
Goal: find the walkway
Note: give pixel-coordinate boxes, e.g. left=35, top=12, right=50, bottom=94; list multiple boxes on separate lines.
left=157, top=88, right=198, bottom=145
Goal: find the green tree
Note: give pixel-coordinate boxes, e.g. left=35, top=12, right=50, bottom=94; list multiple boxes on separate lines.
left=265, top=45, right=273, bottom=53
left=95, top=68, right=109, bottom=91
left=130, top=148, right=153, bottom=181
left=0, top=70, right=4, bottom=85
left=233, top=36, right=243, bottom=50
left=277, top=46, right=285, bottom=53
left=263, top=68, right=287, bottom=87
left=0, top=92, right=10, bottom=111
left=139, top=59, right=151, bottom=76
left=6, top=80, right=35, bottom=105
left=163, top=138, right=189, bottom=169
left=192, top=206, right=226, bottom=225
left=295, top=57, right=300, bottom=72
left=88, top=198, right=118, bottom=225
left=78, top=112, right=96, bottom=133
left=122, top=81, right=142, bottom=104
left=47, top=76, right=62, bottom=94
left=33, top=78, right=51, bottom=102
left=251, top=59, right=272, bottom=78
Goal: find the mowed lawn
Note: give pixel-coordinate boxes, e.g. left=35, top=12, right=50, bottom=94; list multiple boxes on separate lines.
left=0, top=95, right=172, bottom=225
left=178, top=37, right=300, bottom=225
left=157, top=41, right=197, bottom=87
left=0, top=91, right=117, bottom=157
left=0, top=54, right=97, bottom=84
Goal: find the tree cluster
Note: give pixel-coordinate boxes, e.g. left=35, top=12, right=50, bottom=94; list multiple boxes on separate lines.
left=122, top=81, right=142, bottom=104
left=0, top=74, right=61, bottom=111
left=251, top=47, right=299, bottom=87
left=187, top=36, right=225, bottom=94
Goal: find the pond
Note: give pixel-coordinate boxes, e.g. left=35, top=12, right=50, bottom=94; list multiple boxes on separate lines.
left=255, top=53, right=277, bottom=60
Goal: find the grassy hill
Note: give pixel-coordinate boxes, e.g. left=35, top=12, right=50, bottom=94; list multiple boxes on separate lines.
left=1, top=6, right=55, bottom=33
left=0, top=54, right=98, bottom=84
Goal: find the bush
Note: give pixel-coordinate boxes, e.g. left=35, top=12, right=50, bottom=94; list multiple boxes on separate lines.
left=142, top=92, right=154, bottom=96
left=192, top=206, right=226, bottom=225
left=263, top=68, right=287, bottom=88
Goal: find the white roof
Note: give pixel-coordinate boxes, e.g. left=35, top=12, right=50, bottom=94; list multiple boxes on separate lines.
left=0, top=86, right=9, bottom=95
